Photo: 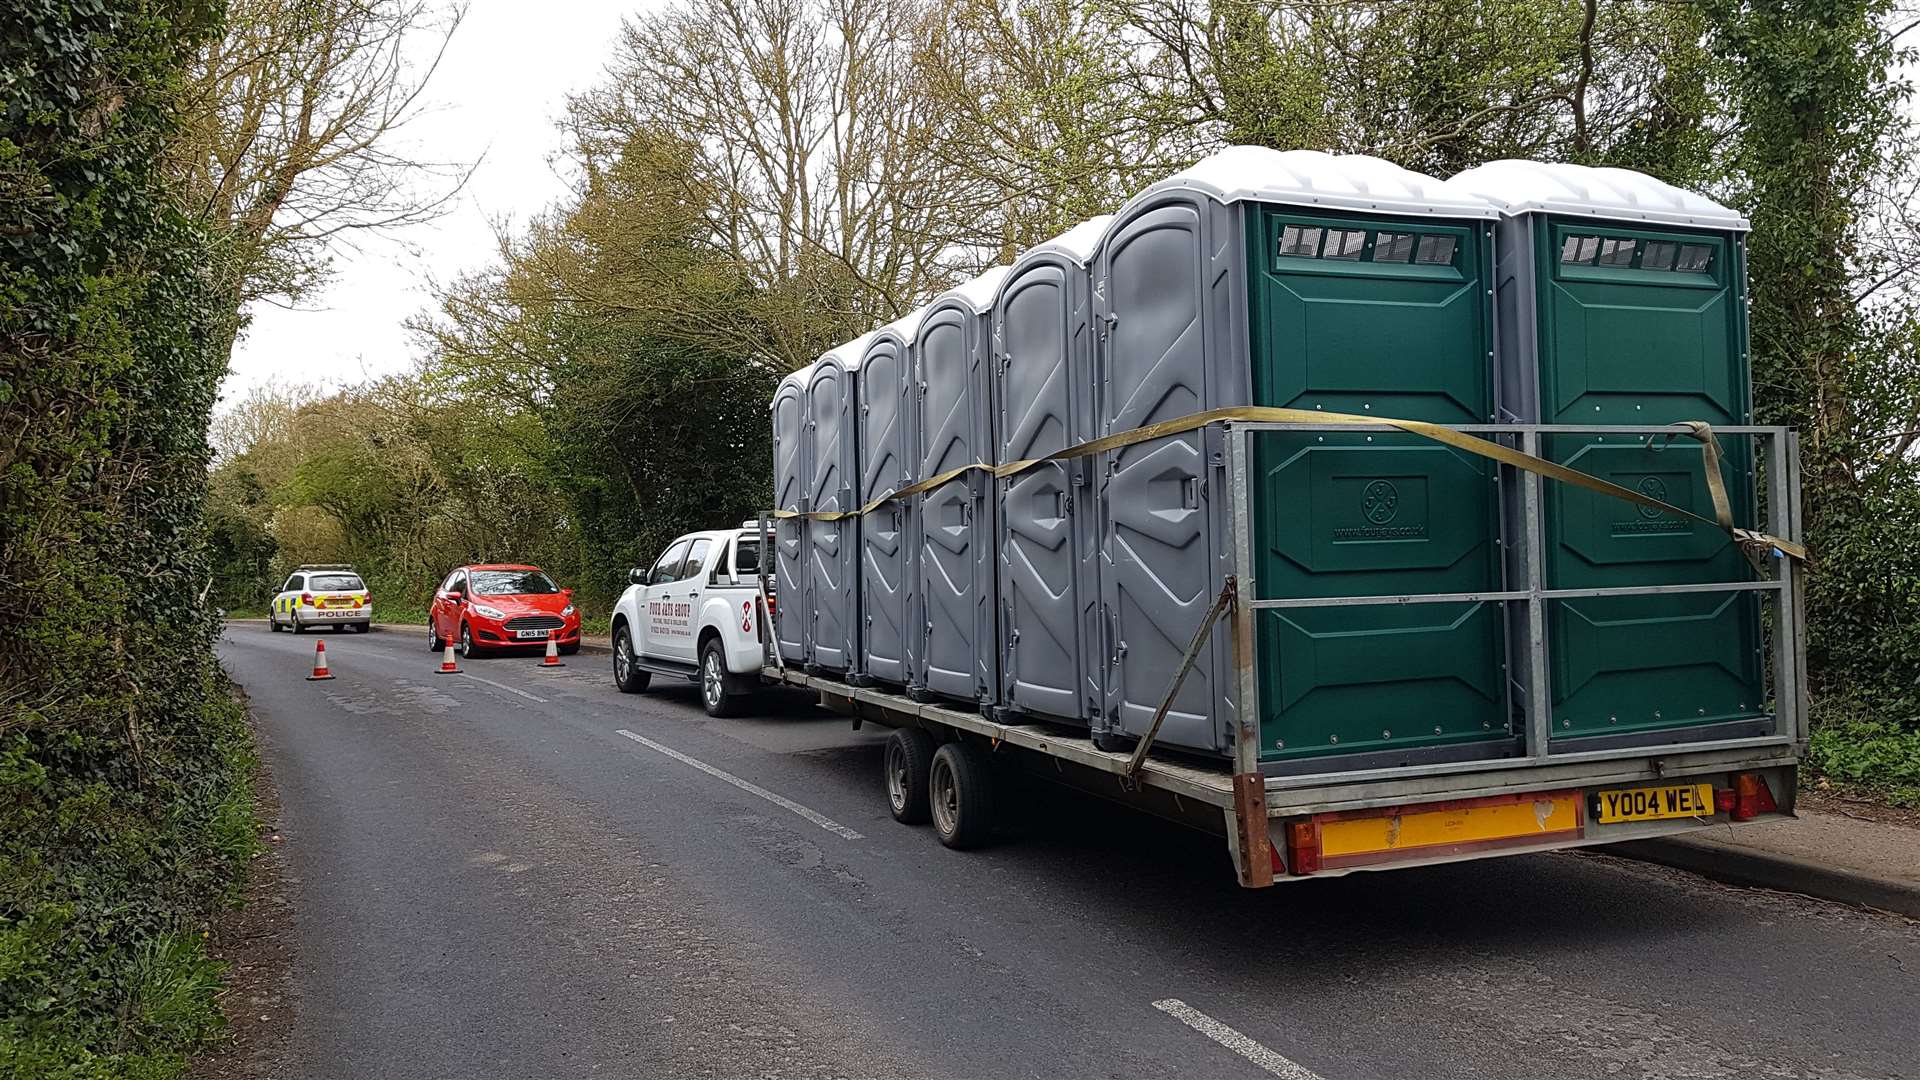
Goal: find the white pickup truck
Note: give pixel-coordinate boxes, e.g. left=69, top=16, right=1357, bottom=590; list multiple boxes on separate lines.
left=609, top=523, right=772, bottom=716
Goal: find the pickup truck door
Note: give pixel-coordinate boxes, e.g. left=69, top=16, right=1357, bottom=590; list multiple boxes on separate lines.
left=660, top=537, right=713, bottom=664
left=642, top=539, right=692, bottom=660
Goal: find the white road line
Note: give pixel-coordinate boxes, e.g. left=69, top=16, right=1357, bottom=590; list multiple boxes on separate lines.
left=1153, top=999, right=1326, bottom=1080
left=613, top=729, right=864, bottom=841
left=457, top=673, right=548, bottom=703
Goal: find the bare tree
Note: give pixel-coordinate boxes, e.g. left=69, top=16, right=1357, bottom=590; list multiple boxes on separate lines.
left=568, top=0, right=959, bottom=352
left=910, top=0, right=1198, bottom=259
left=169, top=0, right=472, bottom=306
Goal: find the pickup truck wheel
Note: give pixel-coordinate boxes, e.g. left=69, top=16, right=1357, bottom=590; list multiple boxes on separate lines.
left=700, top=639, right=743, bottom=718
left=884, top=728, right=936, bottom=825
left=612, top=626, right=650, bottom=693
left=929, top=742, right=996, bottom=849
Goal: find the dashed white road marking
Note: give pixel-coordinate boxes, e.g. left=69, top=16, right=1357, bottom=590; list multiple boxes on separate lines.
left=1153, top=999, right=1326, bottom=1080
left=613, top=729, right=864, bottom=840
left=457, top=672, right=548, bottom=703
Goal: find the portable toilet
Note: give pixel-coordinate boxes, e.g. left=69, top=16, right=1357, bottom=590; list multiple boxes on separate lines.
left=1090, top=145, right=1505, bottom=764
left=989, top=217, right=1111, bottom=725
left=804, top=333, right=874, bottom=673
left=1451, top=160, right=1765, bottom=748
left=770, top=365, right=812, bottom=665
left=911, top=266, right=1010, bottom=707
left=856, top=307, right=929, bottom=688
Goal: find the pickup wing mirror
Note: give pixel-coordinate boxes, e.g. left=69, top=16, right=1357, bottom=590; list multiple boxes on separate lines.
left=629, top=567, right=648, bottom=585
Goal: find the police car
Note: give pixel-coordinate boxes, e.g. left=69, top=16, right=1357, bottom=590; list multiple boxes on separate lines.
left=268, top=564, right=373, bottom=633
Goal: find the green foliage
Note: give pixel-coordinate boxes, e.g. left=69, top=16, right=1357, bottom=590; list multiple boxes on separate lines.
left=209, top=123, right=779, bottom=619
left=1704, top=1, right=1920, bottom=742
left=2, top=1, right=258, bottom=1075
left=1808, top=697, right=1920, bottom=806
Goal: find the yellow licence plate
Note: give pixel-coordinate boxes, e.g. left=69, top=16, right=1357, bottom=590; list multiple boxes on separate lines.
left=1593, top=783, right=1715, bottom=824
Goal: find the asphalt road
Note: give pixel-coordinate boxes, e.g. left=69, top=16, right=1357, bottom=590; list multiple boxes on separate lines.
left=217, top=624, right=1920, bottom=1080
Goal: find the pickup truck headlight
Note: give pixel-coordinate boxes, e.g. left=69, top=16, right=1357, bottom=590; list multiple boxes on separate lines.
left=561, top=603, right=576, bottom=617
left=470, top=603, right=507, bottom=620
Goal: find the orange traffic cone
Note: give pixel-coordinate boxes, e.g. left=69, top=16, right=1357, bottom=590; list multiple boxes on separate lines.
left=306, top=639, right=336, bottom=681
left=540, top=630, right=564, bottom=668
left=435, top=642, right=460, bottom=675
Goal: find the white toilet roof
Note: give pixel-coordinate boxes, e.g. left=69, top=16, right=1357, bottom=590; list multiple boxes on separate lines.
left=932, top=265, right=1013, bottom=315
left=816, top=329, right=879, bottom=372
left=1450, top=159, right=1748, bottom=230
left=872, top=304, right=931, bottom=347
left=1026, top=216, right=1114, bottom=265
left=1124, top=146, right=1497, bottom=220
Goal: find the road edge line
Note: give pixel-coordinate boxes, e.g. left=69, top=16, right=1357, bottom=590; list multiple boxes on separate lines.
left=1152, top=999, right=1325, bottom=1080
left=457, top=672, right=548, bottom=703
left=613, top=729, right=864, bottom=841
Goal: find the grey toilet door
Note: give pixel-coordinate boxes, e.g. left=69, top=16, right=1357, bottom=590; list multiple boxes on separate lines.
left=807, top=361, right=856, bottom=671
left=771, top=377, right=808, bottom=664
left=859, top=337, right=909, bottom=684
left=916, top=306, right=981, bottom=700
left=1095, top=197, right=1221, bottom=753
left=997, top=260, right=1082, bottom=721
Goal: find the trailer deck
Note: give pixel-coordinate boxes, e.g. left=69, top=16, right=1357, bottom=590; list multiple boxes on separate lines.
left=765, top=665, right=1800, bottom=887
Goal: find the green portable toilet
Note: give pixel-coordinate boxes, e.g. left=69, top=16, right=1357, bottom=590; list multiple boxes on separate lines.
left=1091, top=146, right=1512, bottom=767
left=1452, top=160, right=1766, bottom=748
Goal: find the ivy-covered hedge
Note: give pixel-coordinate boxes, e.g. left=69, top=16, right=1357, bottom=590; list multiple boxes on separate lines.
left=2, top=2, right=258, bottom=1076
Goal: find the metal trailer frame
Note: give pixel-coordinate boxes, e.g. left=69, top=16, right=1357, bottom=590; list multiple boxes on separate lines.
left=762, top=420, right=1806, bottom=888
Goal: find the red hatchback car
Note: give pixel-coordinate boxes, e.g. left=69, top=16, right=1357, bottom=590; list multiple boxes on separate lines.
left=428, top=564, right=582, bottom=658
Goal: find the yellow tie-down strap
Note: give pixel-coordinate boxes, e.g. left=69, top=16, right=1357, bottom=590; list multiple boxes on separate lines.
left=768, top=406, right=1807, bottom=567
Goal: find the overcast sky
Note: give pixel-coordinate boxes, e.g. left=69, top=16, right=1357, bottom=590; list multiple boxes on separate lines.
left=219, top=0, right=642, bottom=409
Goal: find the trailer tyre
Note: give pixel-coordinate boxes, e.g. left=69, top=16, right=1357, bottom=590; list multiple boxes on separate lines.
left=929, top=742, right=996, bottom=849
left=884, top=728, right=937, bottom=825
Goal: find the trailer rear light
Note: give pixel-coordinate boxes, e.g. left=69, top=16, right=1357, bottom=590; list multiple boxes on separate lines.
left=300, top=592, right=314, bottom=606
left=1730, top=772, right=1778, bottom=821
left=1286, top=820, right=1322, bottom=876
left=1714, top=787, right=1736, bottom=814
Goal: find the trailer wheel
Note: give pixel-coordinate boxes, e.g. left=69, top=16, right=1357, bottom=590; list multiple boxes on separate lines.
left=884, top=728, right=936, bottom=824
left=929, top=742, right=996, bottom=849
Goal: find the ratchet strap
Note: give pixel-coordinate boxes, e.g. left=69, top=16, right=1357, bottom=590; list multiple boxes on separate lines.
left=769, top=405, right=1806, bottom=566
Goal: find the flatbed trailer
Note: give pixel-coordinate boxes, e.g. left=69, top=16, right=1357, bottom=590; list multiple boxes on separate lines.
left=755, top=419, right=1808, bottom=887
left=765, top=664, right=1800, bottom=887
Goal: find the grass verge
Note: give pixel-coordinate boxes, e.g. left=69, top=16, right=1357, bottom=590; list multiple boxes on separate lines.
left=1806, top=694, right=1920, bottom=809
left=0, top=683, right=259, bottom=1079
